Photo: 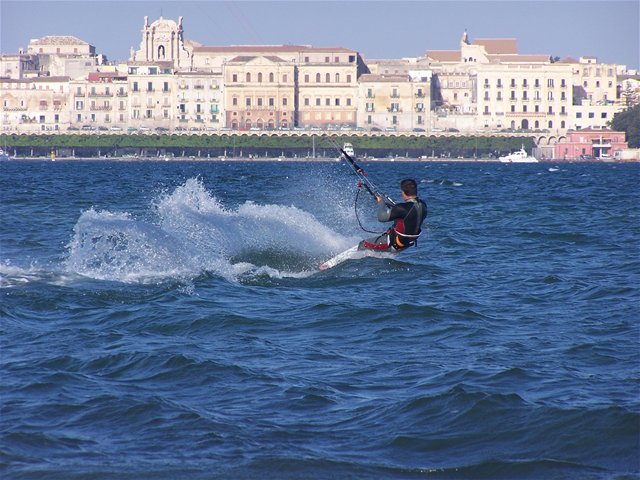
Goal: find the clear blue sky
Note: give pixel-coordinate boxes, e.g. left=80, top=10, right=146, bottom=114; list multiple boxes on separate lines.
left=1, top=0, right=639, bottom=68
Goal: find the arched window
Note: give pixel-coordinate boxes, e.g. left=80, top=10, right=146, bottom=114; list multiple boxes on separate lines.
left=326, top=73, right=330, bottom=83
left=316, top=73, right=321, bottom=83
left=335, top=73, right=340, bottom=83
left=258, top=72, right=263, bottom=83
left=157, top=45, right=165, bottom=59
left=246, top=73, right=251, bottom=82
left=548, top=121, right=553, bottom=128
left=269, top=72, right=274, bottom=82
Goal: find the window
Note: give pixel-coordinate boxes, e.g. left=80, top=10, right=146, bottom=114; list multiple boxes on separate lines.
left=269, top=72, right=274, bottom=82
left=335, top=98, right=340, bottom=106
left=246, top=73, right=251, bottom=82
left=283, top=74, right=288, bottom=82
left=325, top=98, right=330, bottom=106
left=316, top=98, right=321, bottom=106
left=325, top=56, right=330, bottom=63
left=326, top=73, right=330, bottom=83
left=147, top=82, right=153, bottom=92
left=335, top=73, right=340, bottom=83
left=601, top=112, right=607, bottom=119
left=334, top=56, right=339, bottom=63
left=347, top=74, right=352, bottom=83
left=346, top=98, right=351, bottom=106
left=283, top=97, right=288, bottom=106
left=232, top=74, right=238, bottom=82
left=304, top=98, right=310, bottom=106
left=133, top=82, right=139, bottom=92
left=258, top=72, right=263, bottom=83
left=163, top=82, right=169, bottom=92
left=576, top=112, right=582, bottom=118
left=305, top=74, right=309, bottom=83
left=232, top=97, right=238, bottom=106
left=257, top=98, right=263, bottom=107
left=588, top=112, right=594, bottom=118
left=316, top=73, right=321, bottom=82
left=246, top=98, right=251, bottom=107
left=269, top=97, right=275, bottom=107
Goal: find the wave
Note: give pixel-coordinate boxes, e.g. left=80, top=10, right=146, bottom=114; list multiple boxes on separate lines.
left=64, top=178, right=355, bottom=283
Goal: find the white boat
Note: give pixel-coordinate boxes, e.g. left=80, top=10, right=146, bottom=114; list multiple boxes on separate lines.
left=499, top=145, right=538, bottom=163
left=0, top=148, right=10, bottom=161
left=342, top=143, right=355, bottom=158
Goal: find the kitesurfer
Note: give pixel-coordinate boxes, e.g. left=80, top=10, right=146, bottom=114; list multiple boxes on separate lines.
left=358, top=178, right=427, bottom=251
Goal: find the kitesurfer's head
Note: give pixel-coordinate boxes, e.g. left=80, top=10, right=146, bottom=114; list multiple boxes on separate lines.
left=400, top=178, right=418, bottom=198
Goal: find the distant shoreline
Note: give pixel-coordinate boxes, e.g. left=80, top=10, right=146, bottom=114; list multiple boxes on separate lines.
left=5, top=156, right=636, bottom=164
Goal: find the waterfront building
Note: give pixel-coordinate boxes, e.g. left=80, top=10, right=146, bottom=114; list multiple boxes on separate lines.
left=296, top=49, right=360, bottom=128
left=357, top=72, right=431, bottom=131
left=223, top=55, right=294, bottom=130
left=68, top=72, right=128, bottom=129
left=554, top=128, right=627, bottom=160
left=0, top=76, right=71, bottom=132
left=175, top=71, right=223, bottom=130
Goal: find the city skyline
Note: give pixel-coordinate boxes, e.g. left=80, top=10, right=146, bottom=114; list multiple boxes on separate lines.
left=1, top=0, right=639, bottom=69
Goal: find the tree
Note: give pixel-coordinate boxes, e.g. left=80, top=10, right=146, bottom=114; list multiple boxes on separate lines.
left=610, top=104, right=640, bottom=148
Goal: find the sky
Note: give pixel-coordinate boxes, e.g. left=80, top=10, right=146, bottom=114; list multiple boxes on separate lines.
left=1, top=0, right=639, bottom=68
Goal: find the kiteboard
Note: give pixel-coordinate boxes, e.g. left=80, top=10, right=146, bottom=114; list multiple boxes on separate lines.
left=319, top=245, right=360, bottom=270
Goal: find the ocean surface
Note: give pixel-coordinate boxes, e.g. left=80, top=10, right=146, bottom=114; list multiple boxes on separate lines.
left=1, top=159, right=639, bottom=480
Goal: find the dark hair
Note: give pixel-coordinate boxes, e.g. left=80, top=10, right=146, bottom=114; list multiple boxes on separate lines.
left=400, top=178, right=418, bottom=196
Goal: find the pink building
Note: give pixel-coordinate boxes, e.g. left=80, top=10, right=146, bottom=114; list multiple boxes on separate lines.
left=554, top=128, right=628, bottom=160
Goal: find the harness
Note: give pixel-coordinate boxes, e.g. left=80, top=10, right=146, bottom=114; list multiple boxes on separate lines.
left=389, top=198, right=424, bottom=250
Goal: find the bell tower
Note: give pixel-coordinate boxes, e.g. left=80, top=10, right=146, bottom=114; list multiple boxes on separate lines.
left=131, top=16, right=190, bottom=69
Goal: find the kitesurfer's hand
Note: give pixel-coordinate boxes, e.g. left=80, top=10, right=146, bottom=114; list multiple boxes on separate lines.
left=376, top=195, right=384, bottom=203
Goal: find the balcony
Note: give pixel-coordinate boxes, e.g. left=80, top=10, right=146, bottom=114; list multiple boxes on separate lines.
left=194, top=85, right=204, bottom=90
left=89, top=92, right=113, bottom=97
left=116, top=92, right=128, bottom=97
left=415, top=92, right=425, bottom=98
left=90, top=105, right=112, bottom=111
left=387, top=107, right=401, bottom=112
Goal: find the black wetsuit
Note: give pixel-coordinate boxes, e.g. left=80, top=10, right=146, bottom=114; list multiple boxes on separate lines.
left=359, top=197, right=427, bottom=251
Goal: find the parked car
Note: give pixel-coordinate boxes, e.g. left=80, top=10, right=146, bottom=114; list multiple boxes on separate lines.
left=412, top=128, right=426, bottom=132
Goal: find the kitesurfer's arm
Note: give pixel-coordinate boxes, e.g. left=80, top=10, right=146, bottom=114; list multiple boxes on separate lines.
left=376, top=195, right=396, bottom=222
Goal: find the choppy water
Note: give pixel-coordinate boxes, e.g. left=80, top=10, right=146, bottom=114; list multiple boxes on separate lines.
left=1, top=159, right=639, bottom=479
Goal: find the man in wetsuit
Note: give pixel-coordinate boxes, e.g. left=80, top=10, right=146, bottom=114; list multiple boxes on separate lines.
left=358, top=178, right=427, bottom=251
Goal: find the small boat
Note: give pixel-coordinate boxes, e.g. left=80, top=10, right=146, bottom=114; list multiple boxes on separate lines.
left=0, top=148, right=10, bottom=161
left=342, top=143, right=355, bottom=158
left=499, top=145, right=538, bottom=163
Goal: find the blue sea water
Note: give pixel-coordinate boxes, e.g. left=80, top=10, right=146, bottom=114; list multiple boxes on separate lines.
left=1, top=159, right=639, bottom=479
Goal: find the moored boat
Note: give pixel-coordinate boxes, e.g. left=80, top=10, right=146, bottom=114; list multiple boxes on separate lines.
left=499, top=145, right=538, bottom=163
left=0, top=149, right=10, bottom=161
